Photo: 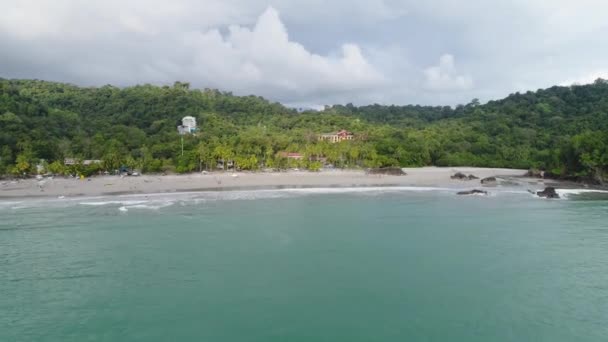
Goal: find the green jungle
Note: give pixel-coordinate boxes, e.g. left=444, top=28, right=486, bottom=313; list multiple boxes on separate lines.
left=1, top=78, right=607, bottom=183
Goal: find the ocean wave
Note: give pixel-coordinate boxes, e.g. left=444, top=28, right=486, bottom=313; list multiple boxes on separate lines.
left=555, top=189, right=608, bottom=196
left=103, top=187, right=457, bottom=212
left=4, top=185, right=596, bottom=211
left=282, top=186, right=451, bottom=194
left=0, top=201, right=24, bottom=209
left=80, top=200, right=149, bottom=206
left=120, top=202, right=176, bottom=211
left=554, top=188, right=608, bottom=201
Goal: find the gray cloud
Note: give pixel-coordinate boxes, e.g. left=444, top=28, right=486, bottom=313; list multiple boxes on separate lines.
left=1, top=0, right=607, bottom=107
left=423, top=54, right=472, bottom=91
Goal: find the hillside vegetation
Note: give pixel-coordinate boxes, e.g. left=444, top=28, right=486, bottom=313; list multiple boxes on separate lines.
left=1, top=78, right=607, bottom=183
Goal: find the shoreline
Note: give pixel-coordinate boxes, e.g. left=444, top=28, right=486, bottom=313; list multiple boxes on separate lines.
left=0, top=167, right=550, bottom=200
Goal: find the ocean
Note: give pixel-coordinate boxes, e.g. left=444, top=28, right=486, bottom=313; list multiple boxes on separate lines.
left=1, top=187, right=608, bottom=341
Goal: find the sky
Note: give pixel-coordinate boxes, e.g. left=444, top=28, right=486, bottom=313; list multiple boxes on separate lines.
left=1, top=0, right=607, bottom=108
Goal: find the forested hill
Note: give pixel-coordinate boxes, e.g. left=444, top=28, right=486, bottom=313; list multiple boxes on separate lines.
left=1, top=78, right=607, bottom=183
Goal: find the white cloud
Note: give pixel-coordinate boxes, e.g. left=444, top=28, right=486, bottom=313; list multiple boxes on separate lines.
left=177, top=7, right=386, bottom=101
left=0, top=4, right=385, bottom=104
left=560, top=70, right=608, bottom=86
left=423, top=54, right=472, bottom=91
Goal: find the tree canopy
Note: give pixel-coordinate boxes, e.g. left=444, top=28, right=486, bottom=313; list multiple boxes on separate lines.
left=1, top=78, right=607, bottom=183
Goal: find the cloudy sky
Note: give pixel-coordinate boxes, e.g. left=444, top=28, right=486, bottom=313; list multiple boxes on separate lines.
left=1, top=0, right=607, bottom=107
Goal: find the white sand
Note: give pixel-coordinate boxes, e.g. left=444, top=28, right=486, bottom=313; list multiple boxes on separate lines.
left=0, top=167, right=529, bottom=199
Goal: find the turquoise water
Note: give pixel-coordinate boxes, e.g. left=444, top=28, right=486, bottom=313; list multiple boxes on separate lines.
left=1, top=188, right=608, bottom=341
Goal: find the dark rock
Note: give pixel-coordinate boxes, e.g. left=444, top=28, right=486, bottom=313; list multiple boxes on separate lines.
left=457, top=189, right=488, bottom=196
left=451, top=172, right=478, bottom=181
left=451, top=172, right=468, bottom=180
left=481, top=176, right=497, bottom=184
left=536, top=187, right=560, bottom=199
left=367, top=167, right=407, bottom=176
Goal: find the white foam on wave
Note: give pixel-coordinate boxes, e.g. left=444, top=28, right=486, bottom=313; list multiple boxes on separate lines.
left=10, top=205, right=30, bottom=210
left=97, top=186, right=454, bottom=211
left=186, top=186, right=457, bottom=202
left=80, top=200, right=148, bottom=206
left=121, top=202, right=176, bottom=211
left=0, top=186, right=491, bottom=211
left=281, top=186, right=451, bottom=194
left=210, top=190, right=291, bottom=201
left=555, top=188, right=608, bottom=197
left=6, top=184, right=587, bottom=212
left=496, top=189, right=530, bottom=194
left=79, top=198, right=178, bottom=212
left=0, top=201, right=24, bottom=208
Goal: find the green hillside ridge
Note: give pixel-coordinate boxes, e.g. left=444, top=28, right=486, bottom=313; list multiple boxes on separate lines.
left=1, top=78, right=607, bottom=183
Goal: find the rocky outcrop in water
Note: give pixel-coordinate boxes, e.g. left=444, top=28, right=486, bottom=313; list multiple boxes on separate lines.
left=367, top=167, right=407, bottom=176
left=536, top=187, right=560, bottom=199
left=451, top=172, right=467, bottom=180
left=457, top=189, right=488, bottom=196
left=481, top=176, right=497, bottom=184
left=451, top=172, right=479, bottom=181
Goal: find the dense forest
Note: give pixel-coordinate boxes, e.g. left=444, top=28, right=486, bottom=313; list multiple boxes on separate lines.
left=1, top=78, right=607, bottom=183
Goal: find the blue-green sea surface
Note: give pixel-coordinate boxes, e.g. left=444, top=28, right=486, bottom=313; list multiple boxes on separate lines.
left=1, top=187, right=608, bottom=341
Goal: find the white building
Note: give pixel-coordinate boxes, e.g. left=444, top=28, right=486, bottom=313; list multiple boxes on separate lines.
left=178, top=116, right=197, bottom=135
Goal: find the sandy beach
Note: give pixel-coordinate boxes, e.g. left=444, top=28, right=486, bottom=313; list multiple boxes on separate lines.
left=0, top=167, right=537, bottom=199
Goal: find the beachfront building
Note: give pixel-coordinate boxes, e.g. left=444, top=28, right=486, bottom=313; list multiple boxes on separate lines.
left=83, top=160, right=102, bottom=166
left=64, top=158, right=102, bottom=166
left=178, top=116, right=197, bottom=135
left=277, top=152, right=304, bottom=160
left=318, top=130, right=354, bottom=143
